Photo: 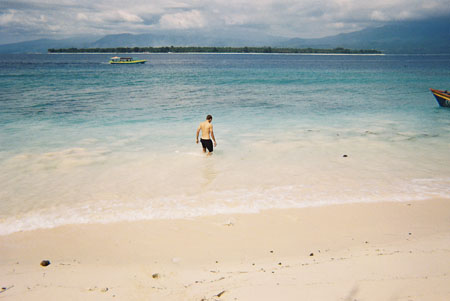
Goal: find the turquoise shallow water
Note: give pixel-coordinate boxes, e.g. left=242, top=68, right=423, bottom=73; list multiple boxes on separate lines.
left=0, top=53, right=449, bottom=234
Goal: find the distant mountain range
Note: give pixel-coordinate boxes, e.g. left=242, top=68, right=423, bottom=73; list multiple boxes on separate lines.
left=89, top=29, right=286, bottom=49
left=281, top=18, right=450, bottom=54
left=1, top=18, right=449, bottom=54
left=0, top=36, right=99, bottom=54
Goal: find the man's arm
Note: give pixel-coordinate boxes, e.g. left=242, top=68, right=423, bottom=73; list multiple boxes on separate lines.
left=196, top=125, right=201, bottom=144
left=211, top=125, right=217, bottom=147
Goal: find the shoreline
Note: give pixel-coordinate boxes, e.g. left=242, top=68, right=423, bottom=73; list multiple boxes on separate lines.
left=45, top=52, right=385, bottom=55
left=1, top=198, right=449, bottom=300
left=0, top=195, right=440, bottom=236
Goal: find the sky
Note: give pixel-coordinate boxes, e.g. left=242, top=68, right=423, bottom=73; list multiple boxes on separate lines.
left=1, top=0, right=450, bottom=44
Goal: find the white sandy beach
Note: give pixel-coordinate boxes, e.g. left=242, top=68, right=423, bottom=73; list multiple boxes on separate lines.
left=1, top=198, right=449, bottom=300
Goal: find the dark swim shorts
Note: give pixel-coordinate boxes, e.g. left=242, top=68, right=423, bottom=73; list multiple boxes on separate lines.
left=200, top=138, right=213, bottom=152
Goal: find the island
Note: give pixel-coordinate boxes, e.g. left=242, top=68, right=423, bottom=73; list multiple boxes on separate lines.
left=48, top=46, right=382, bottom=54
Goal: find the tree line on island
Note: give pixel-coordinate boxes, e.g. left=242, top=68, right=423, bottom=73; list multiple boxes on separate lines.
left=48, top=46, right=381, bottom=54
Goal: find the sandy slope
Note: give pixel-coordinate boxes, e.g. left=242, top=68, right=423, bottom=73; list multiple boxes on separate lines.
left=1, top=198, right=449, bottom=300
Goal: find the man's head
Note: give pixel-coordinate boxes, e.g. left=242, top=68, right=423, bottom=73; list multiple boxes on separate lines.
left=206, top=115, right=213, bottom=122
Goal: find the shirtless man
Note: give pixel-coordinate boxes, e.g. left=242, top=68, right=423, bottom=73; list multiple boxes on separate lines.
left=196, top=115, right=217, bottom=155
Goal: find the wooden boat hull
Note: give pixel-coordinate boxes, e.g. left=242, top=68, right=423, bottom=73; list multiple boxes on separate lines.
left=430, top=88, right=450, bottom=107
left=109, top=60, right=146, bottom=64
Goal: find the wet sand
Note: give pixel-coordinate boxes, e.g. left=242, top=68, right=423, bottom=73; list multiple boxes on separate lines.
left=1, top=198, right=449, bottom=300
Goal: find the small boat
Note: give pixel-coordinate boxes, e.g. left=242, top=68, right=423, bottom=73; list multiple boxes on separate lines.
left=109, top=56, right=147, bottom=64
left=430, top=88, right=450, bottom=107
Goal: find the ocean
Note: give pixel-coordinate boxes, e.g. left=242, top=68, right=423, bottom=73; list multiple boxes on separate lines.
left=0, top=53, right=449, bottom=235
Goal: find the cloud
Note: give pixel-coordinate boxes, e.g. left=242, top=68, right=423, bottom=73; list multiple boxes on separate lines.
left=102, top=10, right=144, bottom=23
left=159, top=10, right=206, bottom=29
left=0, top=9, right=15, bottom=26
left=0, top=0, right=450, bottom=43
left=0, top=9, right=54, bottom=34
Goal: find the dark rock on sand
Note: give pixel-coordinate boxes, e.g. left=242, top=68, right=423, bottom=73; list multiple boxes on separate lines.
left=152, top=273, right=160, bottom=279
left=40, top=260, right=51, bottom=267
left=309, top=253, right=314, bottom=256
left=0, top=286, right=14, bottom=294
left=343, top=154, right=348, bottom=157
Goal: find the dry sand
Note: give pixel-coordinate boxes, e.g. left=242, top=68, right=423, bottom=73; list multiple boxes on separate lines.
left=1, top=198, right=449, bottom=300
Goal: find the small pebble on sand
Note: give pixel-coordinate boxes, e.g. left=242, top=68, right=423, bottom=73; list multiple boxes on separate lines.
left=40, top=260, right=51, bottom=267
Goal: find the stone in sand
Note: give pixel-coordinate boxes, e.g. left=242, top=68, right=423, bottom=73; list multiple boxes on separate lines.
left=0, top=286, right=14, bottom=293
left=40, top=260, right=51, bottom=267
left=152, top=273, right=160, bottom=279
left=309, top=253, right=314, bottom=256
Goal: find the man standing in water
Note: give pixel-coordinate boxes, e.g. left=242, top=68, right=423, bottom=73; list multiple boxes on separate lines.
left=196, top=115, right=217, bottom=155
